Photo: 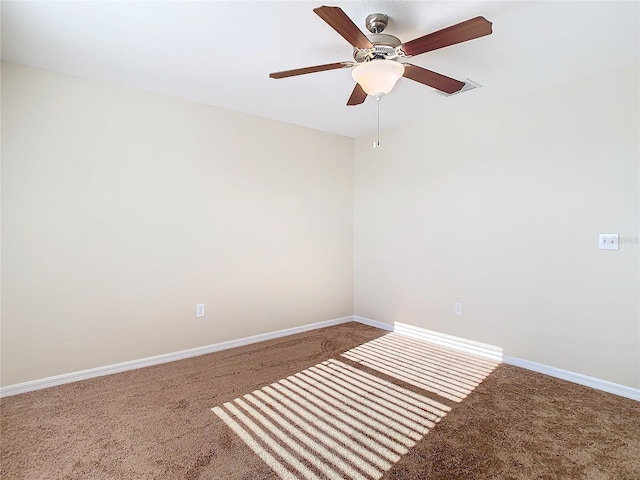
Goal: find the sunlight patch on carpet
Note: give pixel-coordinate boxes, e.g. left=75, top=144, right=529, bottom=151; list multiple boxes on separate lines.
left=341, top=333, right=501, bottom=402
left=212, top=358, right=449, bottom=480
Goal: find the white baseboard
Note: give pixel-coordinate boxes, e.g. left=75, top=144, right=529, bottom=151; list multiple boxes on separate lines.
left=503, top=356, right=640, bottom=402
left=392, top=321, right=504, bottom=361
left=0, top=315, right=355, bottom=398
left=4, top=316, right=638, bottom=402
left=353, top=315, right=393, bottom=331
left=354, top=316, right=639, bottom=402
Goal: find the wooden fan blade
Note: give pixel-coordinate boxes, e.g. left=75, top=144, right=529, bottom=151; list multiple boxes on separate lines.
left=403, top=64, right=465, bottom=94
left=347, top=83, right=367, bottom=106
left=313, top=6, right=373, bottom=49
left=402, top=16, right=492, bottom=56
left=269, top=62, right=349, bottom=79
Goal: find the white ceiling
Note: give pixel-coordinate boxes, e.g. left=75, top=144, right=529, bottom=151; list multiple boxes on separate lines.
left=2, top=1, right=639, bottom=138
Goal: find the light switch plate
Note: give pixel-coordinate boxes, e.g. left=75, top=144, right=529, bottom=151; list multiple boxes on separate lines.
left=598, top=233, right=619, bottom=250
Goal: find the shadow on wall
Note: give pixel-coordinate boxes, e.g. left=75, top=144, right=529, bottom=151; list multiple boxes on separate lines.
left=212, top=332, right=501, bottom=479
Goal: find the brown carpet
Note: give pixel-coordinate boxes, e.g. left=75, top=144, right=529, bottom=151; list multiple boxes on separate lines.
left=1, top=322, right=638, bottom=479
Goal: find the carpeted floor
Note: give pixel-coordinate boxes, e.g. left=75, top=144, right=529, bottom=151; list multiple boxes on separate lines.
left=1, top=322, right=639, bottom=479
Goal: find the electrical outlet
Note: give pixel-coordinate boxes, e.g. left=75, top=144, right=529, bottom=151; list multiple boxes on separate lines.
left=454, top=302, right=463, bottom=316
left=196, top=304, right=205, bottom=318
left=598, top=233, right=619, bottom=250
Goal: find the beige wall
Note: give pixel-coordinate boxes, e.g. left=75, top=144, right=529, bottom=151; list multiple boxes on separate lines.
left=1, top=62, right=354, bottom=385
left=3, top=61, right=639, bottom=390
left=354, top=64, right=640, bottom=388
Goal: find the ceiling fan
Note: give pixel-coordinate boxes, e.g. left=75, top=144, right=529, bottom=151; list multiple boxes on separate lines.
left=269, top=5, right=493, bottom=105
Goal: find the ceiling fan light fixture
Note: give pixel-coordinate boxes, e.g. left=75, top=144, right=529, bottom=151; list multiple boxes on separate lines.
left=351, top=59, right=404, bottom=96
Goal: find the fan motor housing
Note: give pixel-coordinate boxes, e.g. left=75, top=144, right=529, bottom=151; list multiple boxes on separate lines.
left=353, top=34, right=403, bottom=63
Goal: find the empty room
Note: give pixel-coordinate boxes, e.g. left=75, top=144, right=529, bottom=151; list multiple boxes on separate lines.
left=1, top=1, right=638, bottom=479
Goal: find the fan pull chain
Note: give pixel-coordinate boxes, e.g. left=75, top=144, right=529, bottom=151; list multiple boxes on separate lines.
left=373, top=94, right=382, bottom=148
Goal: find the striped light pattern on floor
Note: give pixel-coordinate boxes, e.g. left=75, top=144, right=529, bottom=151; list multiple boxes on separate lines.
left=212, top=358, right=450, bottom=480
left=341, top=333, right=501, bottom=403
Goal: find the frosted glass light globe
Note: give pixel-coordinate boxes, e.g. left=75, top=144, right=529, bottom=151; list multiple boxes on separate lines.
left=351, top=60, right=405, bottom=96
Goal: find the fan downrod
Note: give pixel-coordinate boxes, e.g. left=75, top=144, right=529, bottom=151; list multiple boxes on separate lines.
left=353, top=13, right=402, bottom=63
